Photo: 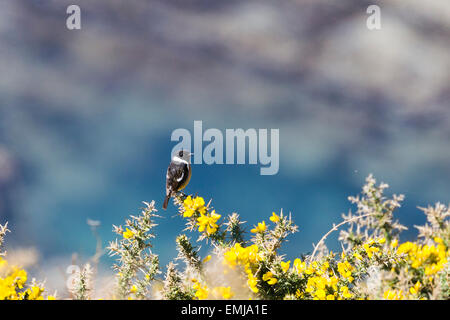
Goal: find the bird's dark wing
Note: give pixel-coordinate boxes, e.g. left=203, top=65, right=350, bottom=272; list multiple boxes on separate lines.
left=166, top=161, right=188, bottom=194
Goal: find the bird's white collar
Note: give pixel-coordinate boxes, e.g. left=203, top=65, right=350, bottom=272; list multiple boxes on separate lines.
left=173, top=156, right=189, bottom=164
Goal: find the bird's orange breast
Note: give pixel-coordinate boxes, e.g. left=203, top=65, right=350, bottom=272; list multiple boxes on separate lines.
left=178, top=164, right=191, bottom=191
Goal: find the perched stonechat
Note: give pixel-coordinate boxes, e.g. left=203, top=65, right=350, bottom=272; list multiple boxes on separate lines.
left=163, top=150, right=192, bottom=210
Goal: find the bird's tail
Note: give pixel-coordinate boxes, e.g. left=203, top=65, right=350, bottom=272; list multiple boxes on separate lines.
left=163, top=195, right=170, bottom=210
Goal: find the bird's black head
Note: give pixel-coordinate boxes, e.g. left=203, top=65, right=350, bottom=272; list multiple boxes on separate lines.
left=174, top=150, right=192, bottom=161
left=177, top=150, right=192, bottom=157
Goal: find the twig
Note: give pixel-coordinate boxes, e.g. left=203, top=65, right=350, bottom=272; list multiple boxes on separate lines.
left=310, top=212, right=373, bottom=261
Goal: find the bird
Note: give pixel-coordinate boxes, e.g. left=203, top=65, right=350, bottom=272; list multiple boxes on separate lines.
left=163, top=150, right=193, bottom=210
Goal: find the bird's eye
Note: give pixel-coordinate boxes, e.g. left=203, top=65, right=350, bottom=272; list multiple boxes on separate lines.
left=179, top=150, right=183, bottom=157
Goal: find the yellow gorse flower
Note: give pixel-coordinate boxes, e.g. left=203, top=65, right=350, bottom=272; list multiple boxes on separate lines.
left=0, top=257, right=6, bottom=268
left=434, top=237, right=443, bottom=244
left=305, top=274, right=340, bottom=300
left=363, top=240, right=380, bottom=259
left=409, top=281, right=421, bottom=295
left=223, top=243, right=261, bottom=269
left=250, top=221, right=266, bottom=233
left=293, top=258, right=306, bottom=274
left=337, top=261, right=355, bottom=283
left=269, top=212, right=280, bottom=223
left=183, top=196, right=207, bottom=217
left=122, top=228, right=135, bottom=239
left=22, top=286, right=45, bottom=300
left=214, top=286, right=234, bottom=299
left=340, top=286, right=353, bottom=299
left=383, top=289, right=405, bottom=300
left=353, top=252, right=363, bottom=261
left=391, top=239, right=399, bottom=248
left=194, top=286, right=209, bottom=300
left=192, top=279, right=209, bottom=300
left=262, top=271, right=278, bottom=285
left=197, top=210, right=221, bottom=235
left=280, top=261, right=290, bottom=273
left=247, top=273, right=259, bottom=293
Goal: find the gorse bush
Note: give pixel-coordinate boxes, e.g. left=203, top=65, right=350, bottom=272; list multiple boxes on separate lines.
left=0, top=224, right=55, bottom=300
left=0, top=175, right=448, bottom=300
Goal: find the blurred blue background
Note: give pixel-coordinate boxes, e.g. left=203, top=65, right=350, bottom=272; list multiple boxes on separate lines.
left=0, top=0, right=449, bottom=291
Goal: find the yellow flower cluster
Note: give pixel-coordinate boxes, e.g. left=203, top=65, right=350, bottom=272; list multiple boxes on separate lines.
left=280, top=261, right=290, bottom=273
left=181, top=196, right=221, bottom=236
left=251, top=213, right=279, bottom=234
left=293, top=258, right=306, bottom=274
left=219, top=246, right=351, bottom=300
left=0, top=265, right=27, bottom=300
left=197, top=210, right=221, bottom=236
left=397, top=238, right=448, bottom=276
left=213, top=286, right=234, bottom=299
left=291, top=259, right=355, bottom=300
left=305, top=274, right=339, bottom=300
left=349, top=238, right=385, bottom=261
left=247, top=273, right=259, bottom=293
left=409, top=281, right=421, bottom=296
left=183, top=196, right=206, bottom=217
left=223, top=243, right=262, bottom=293
left=0, top=257, right=53, bottom=300
left=23, top=286, right=47, bottom=300
left=192, top=279, right=209, bottom=300
left=223, top=243, right=261, bottom=269
left=262, top=271, right=278, bottom=285
left=362, top=239, right=381, bottom=259
left=192, top=280, right=235, bottom=300
left=383, top=289, right=405, bottom=300
left=337, top=260, right=355, bottom=282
